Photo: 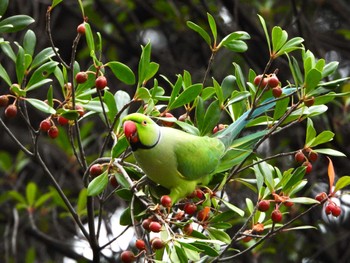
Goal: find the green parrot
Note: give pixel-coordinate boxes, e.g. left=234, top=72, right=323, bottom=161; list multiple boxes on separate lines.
left=122, top=104, right=273, bottom=204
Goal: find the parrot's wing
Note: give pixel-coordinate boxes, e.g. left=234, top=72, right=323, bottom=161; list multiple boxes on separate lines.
left=173, top=135, right=225, bottom=181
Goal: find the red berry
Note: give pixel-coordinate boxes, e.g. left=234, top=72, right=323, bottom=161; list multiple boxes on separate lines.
left=75, top=105, right=85, bottom=117
left=40, top=119, right=52, bottom=132
left=197, top=208, right=210, bottom=222
left=135, top=239, right=146, bottom=250
left=272, top=86, right=282, bottom=98
left=295, top=151, right=305, bottom=163
left=304, top=97, right=315, bottom=107
left=4, top=104, right=17, bottom=118
left=142, top=218, right=152, bottom=231
left=183, top=223, right=193, bottom=235
left=77, top=23, right=86, bottom=35
left=95, top=76, right=108, bottom=90
left=120, top=250, right=136, bottom=263
left=161, top=112, right=176, bottom=127
left=271, top=209, right=283, bottom=223
left=75, top=72, right=88, bottom=84
left=151, top=237, right=164, bottom=250
left=212, top=124, right=225, bottom=134
left=184, top=203, right=197, bottom=215
left=331, top=205, right=341, bottom=217
left=267, top=75, right=279, bottom=88
left=262, top=77, right=269, bottom=87
left=303, top=162, right=313, bottom=174
left=89, top=164, right=103, bottom=177
left=160, top=195, right=172, bottom=208
left=253, top=74, right=263, bottom=86
left=109, top=175, right=119, bottom=188
left=284, top=201, right=294, bottom=207
left=0, top=95, right=9, bottom=107
left=195, top=189, right=204, bottom=199
left=48, top=126, right=59, bottom=139
left=242, top=230, right=253, bottom=242
left=57, top=115, right=69, bottom=126
left=149, top=221, right=162, bottom=233
left=174, top=211, right=185, bottom=220
left=325, top=204, right=333, bottom=215
left=315, top=192, right=328, bottom=202
left=308, top=151, right=318, bottom=162
left=258, top=200, right=270, bottom=212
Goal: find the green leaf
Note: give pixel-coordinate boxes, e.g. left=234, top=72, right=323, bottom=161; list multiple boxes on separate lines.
left=272, top=26, right=288, bottom=53
left=222, top=40, right=248, bottom=53
left=0, top=0, right=8, bottom=17
left=207, top=13, right=217, bottom=44
left=275, top=37, right=304, bottom=57
left=201, top=100, right=221, bottom=135
left=106, top=61, right=135, bottom=85
left=186, top=21, right=211, bottom=47
left=115, top=90, right=131, bottom=121
left=115, top=188, right=133, bottom=201
left=51, top=0, right=63, bottom=9
left=273, top=96, right=290, bottom=120
left=175, top=245, right=188, bottom=263
left=334, top=176, right=350, bottom=192
left=175, top=120, right=200, bottom=135
left=305, top=68, right=323, bottom=94
left=226, top=91, right=250, bottom=107
left=76, top=189, right=87, bottom=216
left=288, top=197, right=319, bottom=204
left=0, top=63, right=11, bottom=86
left=84, top=23, right=95, bottom=54
left=169, top=83, right=202, bottom=110
left=26, top=98, right=56, bottom=114
left=314, top=148, right=346, bottom=157
left=0, top=15, right=35, bottom=33
left=138, top=42, right=151, bottom=86
left=30, top=47, right=56, bottom=70
left=179, top=242, right=201, bottom=262
left=26, top=182, right=37, bottom=207
left=207, top=227, right=231, bottom=244
left=1, top=41, right=16, bottom=62
left=322, top=61, right=339, bottom=78
left=8, top=191, right=26, bottom=205
left=219, top=31, right=250, bottom=47
left=213, top=78, right=223, bottom=105
left=111, top=136, right=129, bottom=158
left=257, top=15, right=271, bottom=54
left=221, top=199, right=245, bottom=217
left=26, top=61, right=58, bottom=90
left=254, top=160, right=275, bottom=194
left=119, top=206, right=132, bottom=226
left=23, top=30, right=36, bottom=57
left=221, top=75, right=236, bottom=100
left=283, top=166, right=306, bottom=193
left=305, top=118, right=316, bottom=147
left=87, top=170, right=108, bottom=196
left=309, top=131, right=334, bottom=147
left=104, top=90, right=117, bottom=123
left=34, top=192, right=53, bottom=209
left=169, top=75, right=183, bottom=107
left=192, top=242, right=219, bottom=257
left=16, top=45, right=25, bottom=84
left=233, top=62, right=246, bottom=91
left=135, top=87, right=151, bottom=102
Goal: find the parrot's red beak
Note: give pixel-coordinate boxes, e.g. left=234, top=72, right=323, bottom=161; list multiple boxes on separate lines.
left=123, top=120, right=139, bottom=143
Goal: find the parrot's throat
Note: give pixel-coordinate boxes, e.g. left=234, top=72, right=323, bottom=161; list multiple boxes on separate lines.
left=130, top=131, right=161, bottom=151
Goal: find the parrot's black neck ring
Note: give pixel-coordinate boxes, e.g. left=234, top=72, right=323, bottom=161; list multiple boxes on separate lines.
left=131, top=131, right=161, bottom=151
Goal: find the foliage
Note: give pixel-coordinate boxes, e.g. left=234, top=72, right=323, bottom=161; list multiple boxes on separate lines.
left=0, top=1, right=349, bottom=262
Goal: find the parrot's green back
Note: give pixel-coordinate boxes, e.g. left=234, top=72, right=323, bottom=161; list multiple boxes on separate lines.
left=132, top=126, right=225, bottom=202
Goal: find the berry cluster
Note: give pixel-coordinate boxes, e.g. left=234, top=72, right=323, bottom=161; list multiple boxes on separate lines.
left=315, top=192, right=342, bottom=217
left=294, top=148, right=319, bottom=174
left=253, top=73, right=282, bottom=98
left=75, top=71, right=108, bottom=90
left=0, top=95, right=18, bottom=118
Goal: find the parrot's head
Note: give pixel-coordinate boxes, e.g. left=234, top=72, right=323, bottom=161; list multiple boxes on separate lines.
left=122, top=113, right=161, bottom=150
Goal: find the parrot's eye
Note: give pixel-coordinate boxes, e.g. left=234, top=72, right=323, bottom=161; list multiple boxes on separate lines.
left=141, top=120, right=147, bottom=126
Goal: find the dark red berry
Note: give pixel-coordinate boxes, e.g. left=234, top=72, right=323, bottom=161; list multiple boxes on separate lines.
left=272, top=86, right=282, bottom=98
left=89, top=164, right=103, bottom=177
left=0, top=95, right=9, bottom=107
left=75, top=72, right=88, bottom=84
left=77, top=23, right=86, bottom=35
left=242, top=230, right=253, bottom=242
left=48, top=126, right=59, bottom=139
left=109, top=176, right=119, bottom=188
left=325, top=204, right=333, bottom=215
left=160, top=195, right=172, bottom=208
left=271, top=209, right=283, bottom=223
left=303, top=161, right=313, bottom=174
left=295, top=151, right=305, bottom=163
left=253, top=74, right=263, bottom=86
left=40, top=119, right=52, bottom=132
left=135, top=239, right=146, bottom=250
left=331, top=205, right=341, bottom=217
left=75, top=105, right=85, bottom=117
left=267, top=75, right=279, bottom=88
left=284, top=201, right=294, bottom=207
left=95, top=76, right=107, bottom=90
left=304, top=97, right=315, bottom=107
left=308, top=151, right=318, bottom=162
left=195, top=189, right=204, bottom=199
left=57, top=116, right=69, bottom=126
left=142, top=218, right=152, bottom=231
left=120, top=250, right=136, bottom=263
left=184, top=203, right=197, bottom=215
left=258, top=200, right=270, bottom=212
left=149, top=221, right=162, bottom=233
left=161, top=112, right=176, bottom=127
left=315, top=192, right=328, bottom=202
left=4, top=104, right=17, bottom=118
left=212, top=124, right=225, bottom=134
left=197, top=207, right=210, bottom=222
left=151, top=237, right=164, bottom=250
left=183, top=223, right=193, bottom=235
